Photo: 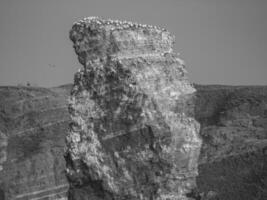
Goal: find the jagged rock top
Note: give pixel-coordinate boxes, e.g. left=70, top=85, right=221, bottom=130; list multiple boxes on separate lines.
left=70, top=17, right=175, bottom=65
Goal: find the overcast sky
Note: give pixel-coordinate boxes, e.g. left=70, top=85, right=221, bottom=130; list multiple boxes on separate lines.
left=0, top=0, right=266, bottom=87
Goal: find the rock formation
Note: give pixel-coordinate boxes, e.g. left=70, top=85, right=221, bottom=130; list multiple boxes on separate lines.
left=65, top=17, right=202, bottom=200
left=0, top=18, right=266, bottom=200
left=0, top=84, right=266, bottom=200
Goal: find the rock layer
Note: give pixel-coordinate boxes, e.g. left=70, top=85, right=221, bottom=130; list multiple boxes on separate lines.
left=65, top=17, right=202, bottom=200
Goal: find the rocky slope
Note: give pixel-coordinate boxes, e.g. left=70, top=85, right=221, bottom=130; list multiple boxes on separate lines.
left=0, top=84, right=266, bottom=200
left=0, top=85, right=71, bottom=200
left=66, top=17, right=202, bottom=200
left=194, top=85, right=267, bottom=200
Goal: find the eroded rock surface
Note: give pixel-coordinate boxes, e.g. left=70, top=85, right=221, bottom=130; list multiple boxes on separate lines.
left=65, top=17, right=202, bottom=200
left=0, top=85, right=71, bottom=200
left=194, top=85, right=267, bottom=200
left=0, top=84, right=266, bottom=200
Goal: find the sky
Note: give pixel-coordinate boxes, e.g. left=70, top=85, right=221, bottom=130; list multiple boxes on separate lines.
left=0, top=0, right=266, bottom=87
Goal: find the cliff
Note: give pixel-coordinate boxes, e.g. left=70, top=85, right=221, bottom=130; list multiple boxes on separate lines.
left=0, top=85, right=71, bottom=200
left=194, top=85, right=267, bottom=200
left=66, top=17, right=202, bottom=200
left=0, top=84, right=266, bottom=199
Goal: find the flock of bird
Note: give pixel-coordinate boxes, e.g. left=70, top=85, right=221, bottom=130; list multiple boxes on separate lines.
left=73, top=16, right=168, bottom=32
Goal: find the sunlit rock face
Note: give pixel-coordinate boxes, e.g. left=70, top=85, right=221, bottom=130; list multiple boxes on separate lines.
left=66, top=17, right=202, bottom=200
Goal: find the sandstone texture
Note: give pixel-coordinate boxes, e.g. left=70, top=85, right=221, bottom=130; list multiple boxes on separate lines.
left=65, top=17, right=202, bottom=200
left=0, top=85, right=266, bottom=200
left=0, top=85, right=71, bottom=200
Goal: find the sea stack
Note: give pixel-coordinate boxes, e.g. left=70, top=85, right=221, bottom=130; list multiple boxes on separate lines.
left=65, top=17, right=202, bottom=200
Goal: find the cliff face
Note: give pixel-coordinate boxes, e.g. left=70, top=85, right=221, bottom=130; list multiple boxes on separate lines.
left=66, top=17, right=202, bottom=200
left=0, top=85, right=71, bottom=200
left=0, top=85, right=266, bottom=200
left=195, top=85, right=267, bottom=164
left=194, top=85, right=267, bottom=200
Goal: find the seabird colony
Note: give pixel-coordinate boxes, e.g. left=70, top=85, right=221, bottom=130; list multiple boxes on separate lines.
left=73, top=16, right=168, bottom=32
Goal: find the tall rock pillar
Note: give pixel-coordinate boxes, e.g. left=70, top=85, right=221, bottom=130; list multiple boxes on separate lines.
left=65, top=17, right=202, bottom=200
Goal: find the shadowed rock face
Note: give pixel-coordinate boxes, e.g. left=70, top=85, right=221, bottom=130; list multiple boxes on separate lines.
left=0, top=85, right=266, bottom=200
left=0, top=85, right=71, bottom=200
left=194, top=85, right=267, bottom=200
left=66, top=17, right=202, bottom=200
